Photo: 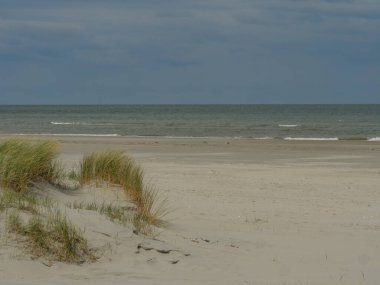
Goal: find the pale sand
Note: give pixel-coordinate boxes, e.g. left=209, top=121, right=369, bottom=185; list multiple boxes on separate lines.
left=1, top=135, right=380, bottom=285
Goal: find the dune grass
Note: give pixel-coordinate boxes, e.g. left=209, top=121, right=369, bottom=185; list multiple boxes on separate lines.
left=0, top=138, right=168, bottom=264
left=0, top=190, right=51, bottom=214
left=133, top=187, right=168, bottom=226
left=0, top=138, right=168, bottom=233
left=79, top=151, right=128, bottom=185
left=67, top=201, right=132, bottom=225
left=0, top=139, right=62, bottom=192
left=1, top=189, right=94, bottom=264
left=0, top=139, right=95, bottom=263
left=79, top=150, right=167, bottom=233
left=7, top=210, right=96, bottom=263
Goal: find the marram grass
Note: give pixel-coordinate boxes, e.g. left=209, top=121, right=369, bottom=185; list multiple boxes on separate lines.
left=79, top=150, right=133, bottom=186
left=0, top=139, right=168, bottom=232
left=0, top=189, right=51, bottom=214
left=0, top=139, right=62, bottom=192
left=0, top=138, right=168, bottom=265
left=67, top=201, right=133, bottom=225
left=7, top=210, right=96, bottom=263
left=1, top=187, right=95, bottom=264
left=79, top=150, right=167, bottom=232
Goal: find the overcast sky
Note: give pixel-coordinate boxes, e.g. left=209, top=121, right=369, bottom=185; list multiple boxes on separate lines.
left=0, top=0, right=379, bottom=104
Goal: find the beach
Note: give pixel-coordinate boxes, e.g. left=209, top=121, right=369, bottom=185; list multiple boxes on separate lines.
left=1, top=135, right=380, bottom=284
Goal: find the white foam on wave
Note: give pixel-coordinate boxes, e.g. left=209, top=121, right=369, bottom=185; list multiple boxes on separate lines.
left=50, top=121, right=117, bottom=126
left=254, top=137, right=274, bottom=140
left=50, top=121, right=77, bottom=125
left=160, top=135, right=240, bottom=139
left=17, top=133, right=120, bottom=137
left=125, top=135, right=244, bottom=140
left=368, top=137, right=380, bottom=141
left=284, top=137, right=339, bottom=141
left=279, top=124, right=299, bottom=127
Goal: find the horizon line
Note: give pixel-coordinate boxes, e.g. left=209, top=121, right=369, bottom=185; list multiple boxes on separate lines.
left=1, top=103, right=380, bottom=106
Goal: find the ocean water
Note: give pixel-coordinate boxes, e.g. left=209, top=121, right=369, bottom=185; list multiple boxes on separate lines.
left=0, top=105, right=379, bottom=141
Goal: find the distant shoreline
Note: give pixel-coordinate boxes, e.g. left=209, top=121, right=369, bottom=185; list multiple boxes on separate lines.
left=1, top=133, right=379, bottom=142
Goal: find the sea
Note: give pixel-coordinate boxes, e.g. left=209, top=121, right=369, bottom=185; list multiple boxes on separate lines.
left=0, top=105, right=379, bottom=141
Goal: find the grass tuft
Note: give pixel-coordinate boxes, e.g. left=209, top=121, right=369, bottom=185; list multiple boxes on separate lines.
left=67, top=168, right=79, bottom=181
left=79, top=151, right=130, bottom=186
left=79, top=150, right=167, bottom=233
left=67, top=201, right=133, bottom=225
left=0, top=190, right=51, bottom=214
left=7, top=211, right=22, bottom=232
left=134, top=187, right=168, bottom=226
left=7, top=209, right=96, bottom=263
left=0, top=139, right=62, bottom=192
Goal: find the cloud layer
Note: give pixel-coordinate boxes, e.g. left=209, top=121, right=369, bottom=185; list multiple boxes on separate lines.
left=0, top=0, right=379, bottom=103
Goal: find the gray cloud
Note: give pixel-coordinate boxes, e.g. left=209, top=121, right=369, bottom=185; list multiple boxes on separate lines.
left=0, top=0, right=379, bottom=104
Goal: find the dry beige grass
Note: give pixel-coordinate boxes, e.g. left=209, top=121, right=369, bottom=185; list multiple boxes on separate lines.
left=79, top=150, right=167, bottom=233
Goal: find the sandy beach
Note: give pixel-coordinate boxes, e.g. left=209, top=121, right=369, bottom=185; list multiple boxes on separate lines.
left=1, top=135, right=380, bottom=285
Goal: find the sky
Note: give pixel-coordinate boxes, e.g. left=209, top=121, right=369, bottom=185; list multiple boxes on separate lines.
left=0, top=0, right=379, bottom=104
